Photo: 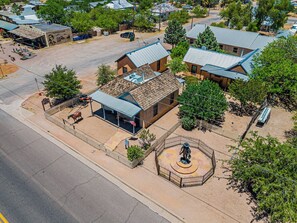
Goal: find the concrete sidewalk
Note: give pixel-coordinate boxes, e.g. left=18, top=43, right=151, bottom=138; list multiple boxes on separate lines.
left=9, top=94, right=252, bottom=223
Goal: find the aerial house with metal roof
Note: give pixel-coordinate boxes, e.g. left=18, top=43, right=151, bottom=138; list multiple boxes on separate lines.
left=187, top=24, right=275, bottom=56
left=90, top=65, right=179, bottom=134
left=116, top=41, right=169, bottom=75
left=183, top=47, right=258, bottom=88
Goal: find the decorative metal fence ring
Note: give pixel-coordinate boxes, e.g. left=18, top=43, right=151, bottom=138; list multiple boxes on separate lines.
left=155, top=136, right=216, bottom=187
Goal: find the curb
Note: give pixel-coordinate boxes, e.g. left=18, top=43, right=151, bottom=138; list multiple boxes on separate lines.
left=23, top=116, right=185, bottom=223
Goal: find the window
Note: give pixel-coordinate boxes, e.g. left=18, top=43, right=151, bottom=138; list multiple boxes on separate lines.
left=170, top=93, right=175, bottom=104
left=157, top=60, right=161, bottom=71
left=219, top=44, right=223, bottom=49
left=123, top=67, right=128, bottom=73
left=191, top=65, right=197, bottom=74
left=233, top=47, right=238, bottom=53
left=153, top=104, right=158, bottom=117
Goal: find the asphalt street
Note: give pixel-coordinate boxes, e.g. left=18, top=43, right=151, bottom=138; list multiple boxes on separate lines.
left=0, top=109, right=169, bottom=223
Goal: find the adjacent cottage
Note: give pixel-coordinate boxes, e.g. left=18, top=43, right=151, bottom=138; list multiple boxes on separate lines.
left=90, top=65, right=179, bottom=134
left=187, top=24, right=275, bottom=56
left=116, top=41, right=169, bottom=75
left=183, top=47, right=258, bottom=88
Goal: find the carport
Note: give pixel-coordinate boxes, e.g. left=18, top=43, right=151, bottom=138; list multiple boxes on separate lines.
left=9, top=26, right=46, bottom=49
left=90, top=90, right=142, bottom=134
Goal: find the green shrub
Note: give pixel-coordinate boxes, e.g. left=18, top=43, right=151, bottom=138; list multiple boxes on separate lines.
left=181, top=116, right=196, bottom=131
left=210, top=21, right=227, bottom=28
left=127, top=145, right=144, bottom=161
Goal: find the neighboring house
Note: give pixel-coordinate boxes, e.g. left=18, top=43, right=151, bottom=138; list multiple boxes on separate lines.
left=89, top=1, right=108, bottom=8
left=187, top=24, right=275, bottom=56
left=105, top=0, right=133, bottom=10
left=183, top=47, right=258, bottom=88
left=0, top=5, right=41, bottom=25
left=9, top=23, right=72, bottom=48
left=116, top=41, right=169, bottom=75
left=90, top=65, right=179, bottom=134
left=151, top=3, right=178, bottom=20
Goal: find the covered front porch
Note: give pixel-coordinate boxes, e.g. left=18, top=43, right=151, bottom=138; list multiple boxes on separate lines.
left=90, top=90, right=142, bottom=135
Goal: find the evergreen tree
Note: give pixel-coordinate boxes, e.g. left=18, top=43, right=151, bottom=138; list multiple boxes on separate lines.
left=164, top=19, right=186, bottom=48
left=43, top=65, right=82, bottom=100
left=194, top=26, right=220, bottom=51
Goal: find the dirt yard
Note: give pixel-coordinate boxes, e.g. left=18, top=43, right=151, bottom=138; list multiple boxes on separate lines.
left=0, top=62, right=18, bottom=78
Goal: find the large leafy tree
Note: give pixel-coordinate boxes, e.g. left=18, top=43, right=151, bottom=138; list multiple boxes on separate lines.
left=229, top=133, right=297, bottom=223
left=252, top=36, right=297, bottom=108
left=220, top=1, right=253, bottom=30
left=43, top=65, right=82, bottom=100
left=164, top=19, right=186, bottom=48
left=194, top=26, right=220, bottom=51
left=256, top=0, right=293, bottom=31
left=71, top=12, right=94, bottom=33
left=37, top=0, right=69, bottom=24
left=0, top=0, right=10, bottom=10
left=178, top=80, right=228, bottom=122
left=97, top=64, right=115, bottom=86
left=229, top=79, right=267, bottom=115
left=167, top=57, right=188, bottom=75
left=170, top=41, right=189, bottom=59
left=168, top=10, right=189, bottom=24
left=134, top=10, right=155, bottom=32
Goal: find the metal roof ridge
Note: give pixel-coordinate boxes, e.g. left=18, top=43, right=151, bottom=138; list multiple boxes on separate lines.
left=188, top=46, right=242, bottom=58
left=126, top=41, right=162, bottom=55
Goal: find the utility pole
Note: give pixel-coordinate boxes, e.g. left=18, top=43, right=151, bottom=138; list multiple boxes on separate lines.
left=132, top=3, right=136, bottom=34
left=159, top=4, right=161, bottom=32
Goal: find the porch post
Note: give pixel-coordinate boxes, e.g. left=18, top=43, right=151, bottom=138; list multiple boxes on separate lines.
left=90, top=100, right=94, bottom=116
left=103, top=106, right=106, bottom=119
left=117, top=112, right=120, bottom=127
left=133, top=117, right=135, bottom=135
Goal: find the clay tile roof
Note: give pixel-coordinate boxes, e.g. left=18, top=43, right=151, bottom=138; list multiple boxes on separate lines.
left=129, top=70, right=179, bottom=110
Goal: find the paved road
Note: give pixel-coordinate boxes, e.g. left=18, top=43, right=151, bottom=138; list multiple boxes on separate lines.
left=0, top=109, right=169, bottom=223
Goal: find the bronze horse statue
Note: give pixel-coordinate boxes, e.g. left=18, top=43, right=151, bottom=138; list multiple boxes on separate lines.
left=68, top=111, right=82, bottom=123
left=179, top=142, right=191, bottom=164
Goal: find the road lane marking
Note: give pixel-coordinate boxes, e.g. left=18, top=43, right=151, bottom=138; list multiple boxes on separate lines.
left=0, top=213, right=9, bottom=223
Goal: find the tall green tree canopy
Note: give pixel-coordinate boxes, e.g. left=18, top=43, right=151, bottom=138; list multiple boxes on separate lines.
left=37, top=0, right=69, bottom=24
left=229, top=133, right=297, bottom=222
left=164, top=19, right=186, bottom=48
left=134, top=10, right=155, bottom=32
left=256, top=0, right=293, bottom=31
left=252, top=36, right=297, bottom=107
left=229, top=79, right=267, bottom=114
left=178, top=80, right=228, bottom=122
left=167, top=57, right=188, bottom=75
left=70, top=12, right=94, bottom=33
left=43, top=65, right=82, bottom=100
left=97, top=64, right=115, bottom=86
left=194, top=26, right=220, bottom=51
left=220, top=1, right=253, bottom=30
left=168, top=10, right=189, bottom=24
left=170, top=41, right=190, bottom=59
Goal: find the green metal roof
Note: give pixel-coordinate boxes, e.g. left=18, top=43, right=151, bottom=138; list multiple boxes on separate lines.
left=0, top=20, right=18, bottom=31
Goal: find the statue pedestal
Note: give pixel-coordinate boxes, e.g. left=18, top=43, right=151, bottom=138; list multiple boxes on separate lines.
left=170, top=160, right=198, bottom=175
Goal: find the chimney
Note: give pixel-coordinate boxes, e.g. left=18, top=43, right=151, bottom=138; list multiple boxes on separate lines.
left=142, top=73, right=145, bottom=83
